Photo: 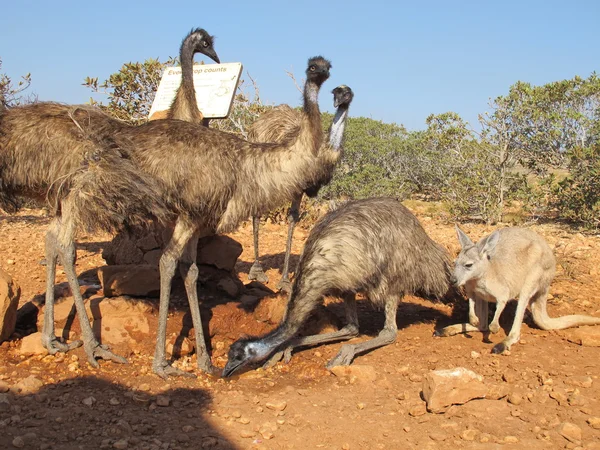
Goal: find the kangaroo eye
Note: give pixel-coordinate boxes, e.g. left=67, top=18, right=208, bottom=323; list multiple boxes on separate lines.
left=464, top=263, right=473, bottom=269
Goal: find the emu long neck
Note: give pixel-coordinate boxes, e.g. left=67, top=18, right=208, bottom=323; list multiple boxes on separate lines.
left=329, top=106, right=349, bottom=151
left=167, top=43, right=202, bottom=123
left=301, top=80, right=324, bottom=154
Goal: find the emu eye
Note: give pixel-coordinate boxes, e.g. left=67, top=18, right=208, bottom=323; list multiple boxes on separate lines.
left=202, top=41, right=209, bottom=48
left=310, top=66, right=316, bottom=72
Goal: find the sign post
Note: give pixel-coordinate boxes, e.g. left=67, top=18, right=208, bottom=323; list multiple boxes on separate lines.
left=149, top=62, right=243, bottom=120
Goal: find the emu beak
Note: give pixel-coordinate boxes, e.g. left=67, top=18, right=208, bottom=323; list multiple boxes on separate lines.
left=222, top=360, right=244, bottom=378
left=206, top=50, right=220, bottom=64
left=333, top=97, right=342, bottom=108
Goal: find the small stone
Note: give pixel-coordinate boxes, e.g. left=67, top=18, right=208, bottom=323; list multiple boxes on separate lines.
left=240, top=430, right=255, bottom=438
left=138, top=383, right=150, bottom=392
left=12, top=436, right=25, bottom=448
left=487, top=384, right=509, bottom=400
left=558, top=422, right=582, bottom=443
left=109, top=398, right=120, bottom=406
left=461, top=429, right=479, bottom=441
left=182, top=425, right=194, bottom=432
left=18, top=332, right=48, bottom=356
left=507, top=392, right=523, bottom=405
left=502, top=372, right=516, bottom=383
left=403, top=426, right=411, bottom=432
left=341, top=444, right=350, bottom=450
left=568, top=394, right=586, bottom=407
left=429, top=432, right=447, bottom=441
left=470, top=351, right=481, bottom=359
left=82, top=396, right=96, bottom=407
left=504, top=436, right=519, bottom=443
left=565, top=376, right=593, bottom=389
left=409, top=374, right=423, bottom=382
left=587, top=417, right=600, bottom=429
left=201, top=436, right=218, bottom=448
left=260, top=431, right=274, bottom=440
left=479, top=433, right=492, bottom=443
left=567, top=326, right=600, bottom=347
left=113, top=439, right=128, bottom=449
left=156, top=395, right=170, bottom=407
left=330, top=365, right=377, bottom=383
left=265, top=400, right=287, bottom=411
left=0, top=380, right=9, bottom=393
left=408, top=404, right=427, bottom=417
left=238, top=417, right=250, bottom=424
left=14, top=375, right=44, bottom=394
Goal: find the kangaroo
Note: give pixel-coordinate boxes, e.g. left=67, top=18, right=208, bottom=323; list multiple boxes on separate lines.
left=435, top=226, right=600, bottom=353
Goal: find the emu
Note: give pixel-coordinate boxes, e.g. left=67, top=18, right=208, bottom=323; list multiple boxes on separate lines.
left=167, top=28, right=219, bottom=123
left=248, top=85, right=354, bottom=291
left=0, top=56, right=333, bottom=378
left=435, top=226, right=600, bottom=353
left=223, top=197, right=452, bottom=376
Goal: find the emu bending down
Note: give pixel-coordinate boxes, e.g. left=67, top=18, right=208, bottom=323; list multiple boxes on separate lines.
left=248, top=85, right=354, bottom=291
left=1, top=56, right=333, bottom=378
left=223, top=197, right=452, bottom=376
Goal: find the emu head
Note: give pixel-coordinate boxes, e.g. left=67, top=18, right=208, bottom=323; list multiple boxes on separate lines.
left=332, top=85, right=354, bottom=108
left=186, top=28, right=220, bottom=64
left=453, top=225, right=500, bottom=287
left=222, top=337, right=272, bottom=377
left=306, top=56, right=332, bottom=86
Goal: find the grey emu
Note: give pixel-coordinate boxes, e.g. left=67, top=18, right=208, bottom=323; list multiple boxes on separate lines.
left=247, top=85, right=354, bottom=291
left=1, top=56, right=333, bottom=378
left=223, top=197, right=452, bottom=376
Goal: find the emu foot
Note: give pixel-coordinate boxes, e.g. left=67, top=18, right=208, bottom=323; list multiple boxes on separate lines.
left=248, top=262, right=269, bottom=283
left=196, top=358, right=218, bottom=376
left=491, top=341, right=510, bottom=354
left=326, top=345, right=356, bottom=369
left=83, top=342, right=128, bottom=368
left=276, top=277, right=292, bottom=293
left=42, top=335, right=82, bottom=354
left=263, top=347, right=293, bottom=368
left=153, top=360, right=195, bottom=379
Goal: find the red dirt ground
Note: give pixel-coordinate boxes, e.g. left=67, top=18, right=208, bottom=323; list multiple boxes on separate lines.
left=0, top=204, right=599, bottom=450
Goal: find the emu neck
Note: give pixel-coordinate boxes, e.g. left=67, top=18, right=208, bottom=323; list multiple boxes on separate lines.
left=329, top=106, right=349, bottom=151
left=301, top=81, right=324, bottom=154
left=168, top=44, right=202, bottom=123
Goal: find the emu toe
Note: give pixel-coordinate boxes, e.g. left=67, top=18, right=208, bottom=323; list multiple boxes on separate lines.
left=153, top=360, right=195, bottom=379
left=248, top=262, right=269, bottom=283
left=84, top=342, right=128, bottom=367
left=326, top=345, right=356, bottom=368
left=43, top=336, right=82, bottom=354
left=276, top=278, right=292, bottom=293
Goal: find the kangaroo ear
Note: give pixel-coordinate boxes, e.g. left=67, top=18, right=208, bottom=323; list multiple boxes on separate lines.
left=455, top=225, right=473, bottom=249
left=478, top=230, right=500, bottom=257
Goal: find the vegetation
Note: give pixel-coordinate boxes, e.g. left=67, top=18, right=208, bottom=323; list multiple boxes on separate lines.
left=4, top=54, right=594, bottom=229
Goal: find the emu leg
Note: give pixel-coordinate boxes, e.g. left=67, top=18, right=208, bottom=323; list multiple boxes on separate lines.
left=277, top=194, right=302, bottom=293
left=55, top=217, right=126, bottom=367
left=178, top=230, right=215, bottom=374
left=265, top=293, right=359, bottom=367
left=153, top=218, right=196, bottom=378
left=41, top=218, right=82, bottom=354
left=433, top=298, right=489, bottom=337
left=248, top=216, right=268, bottom=283
left=326, top=295, right=399, bottom=368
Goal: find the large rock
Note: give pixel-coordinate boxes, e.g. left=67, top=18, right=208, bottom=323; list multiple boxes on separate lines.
left=0, top=268, right=21, bottom=342
left=98, top=265, right=160, bottom=298
left=197, top=235, right=242, bottom=272
left=422, top=367, right=488, bottom=413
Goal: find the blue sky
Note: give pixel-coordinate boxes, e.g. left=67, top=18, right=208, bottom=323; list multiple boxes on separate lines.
left=1, top=0, right=598, bottom=130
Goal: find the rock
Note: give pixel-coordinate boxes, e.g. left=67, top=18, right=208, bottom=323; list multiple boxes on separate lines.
left=240, top=430, right=255, bottom=438
left=113, top=439, right=129, bottom=449
left=429, top=432, right=447, bottom=441
left=12, top=436, right=25, bottom=448
left=587, top=417, right=600, bottom=429
left=156, top=395, right=170, bottom=407
left=197, top=235, right=242, bottom=272
left=330, top=365, right=377, bottom=383
left=216, top=276, right=241, bottom=298
left=18, top=332, right=48, bottom=356
left=486, top=384, right=509, bottom=400
left=201, top=436, right=219, bottom=448
left=182, top=425, right=194, bottom=433
left=565, top=376, right=593, bottom=389
left=13, top=375, right=43, bottom=394
left=0, top=268, right=20, bottom=342
left=504, top=436, right=519, bottom=443
left=102, top=233, right=144, bottom=265
left=98, top=265, right=160, bottom=297
left=0, top=380, right=8, bottom=393
left=265, top=400, right=287, bottom=411
left=507, top=392, right=523, bottom=405
left=422, top=367, right=488, bottom=413
left=166, top=336, right=195, bottom=358
left=558, top=422, right=582, bottom=443
left=82, top=396, right=96, bottom=407
left=137, top=234, right=159, bottom=252
left=143, top=249, right=162, bottom=267
left=408, top=404, right=427, bottom=417
left=461, top=429, right=479, bottom=441
left=567, top=327, right=600, bottom=347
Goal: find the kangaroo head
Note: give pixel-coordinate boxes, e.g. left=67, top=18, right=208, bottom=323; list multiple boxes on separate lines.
left=453, top=225, right=500, bottom=287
